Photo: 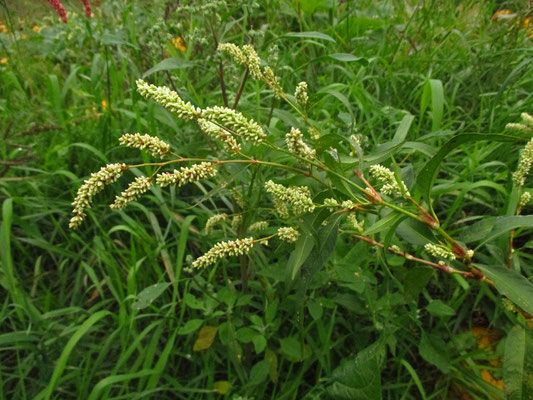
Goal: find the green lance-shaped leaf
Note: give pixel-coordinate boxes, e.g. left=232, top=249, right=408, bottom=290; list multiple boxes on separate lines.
left=475, top=264, right=533, bottom=316
left=416, top=133, right=524, bottom=216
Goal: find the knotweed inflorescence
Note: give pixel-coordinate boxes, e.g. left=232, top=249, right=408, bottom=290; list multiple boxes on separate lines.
left=69, top=42, right=530, bottom=304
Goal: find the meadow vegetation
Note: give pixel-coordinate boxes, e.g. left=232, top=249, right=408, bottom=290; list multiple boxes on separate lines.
left=1, top=0, right=533, bottom=399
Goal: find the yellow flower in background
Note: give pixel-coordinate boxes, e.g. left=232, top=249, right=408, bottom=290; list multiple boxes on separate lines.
left=101, top=99, right=108, bottom=110
left=0, top=24, right=7, bottom=33
left=491, top=9, right=514, bottom=21
left=491, top=9, right=533, bottom=37
left=32, top=26, right=41, bottom=32
left=0, top=57, right=8, bottom=64
left=21, top=34, right=28, bottom=40
left=171, top=37, right=187, bottom=51
left=523, top=17, right=533, bottom=37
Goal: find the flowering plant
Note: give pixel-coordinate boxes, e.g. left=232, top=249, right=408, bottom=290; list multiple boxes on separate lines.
left=70, top=43, right=533, bottom=328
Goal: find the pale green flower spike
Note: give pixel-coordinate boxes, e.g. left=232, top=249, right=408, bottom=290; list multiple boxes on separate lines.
left=294, top=81, right=308, bottom=108
left=285, top=127, right=316, bottom=159
left=324, top=198, right=339, bottom=211
left=506, top=112, right=533, bottom=134
left=390, top=245, right=402, bottom=255
left=424, top=243, right=456, bottom=261
left=347, top=214, right=364, bottom=233
left=241, top=45, right=263, bottom=80
left=217, top=43, right=247, bottom=66
left=218, top=43, right=263, bottom=80
left=273, top=198, right=290, bottom=219
left=265, top=180, right=315, bottom=217
left=119, top=133, right=170, bottom=158
left=156, top=162, right=218, bottom=187
left=522, top=112, right=533, bottom=126
left=205, top=213, right=229, bottom=235
left=349, top=134, right=362, bottom=157
left=232, top=189, right=247, bottom=208
left=137, top=79, right=265, bottom=144
left=263, top=66, right=283, bottom=98
left=249, top=220, right=269, bottom=232
left=309, top=127, right=320, bottom=140
left=350, top=134, right=361, bottom=146
left=197, top=119, right=241, bottom=153
left=502, top=298, right=519, bottom=314
left=136, top=79, right=202, bottom=121
left=232, top=215, right=243, bottom=230
left=192, top=237, right=255, bottom=268
left=519, top=191, right=531, bottom=207
left=110, top=176, right=151, bottom=210
left=202, top=106, right=266, bottom=144
left=277, top=227, right=300, bottom=243
left=513, top=138, right=533, bottom=187
left=341, top=200, right=358, bottom=209
left=369, top=164, right=410, bottom=198
left=70, top=163, right=126, bottom=229
left=218, top=42, right=283, bottom=98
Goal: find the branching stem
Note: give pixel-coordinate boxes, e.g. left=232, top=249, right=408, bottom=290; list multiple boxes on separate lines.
left=348, top=233, right=492, bottom=285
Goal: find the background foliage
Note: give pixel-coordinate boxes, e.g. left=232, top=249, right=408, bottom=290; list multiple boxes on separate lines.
left=1, top=0, right=533, bottom=399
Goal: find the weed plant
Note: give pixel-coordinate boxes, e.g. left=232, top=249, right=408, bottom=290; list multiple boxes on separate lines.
left=1, top=1, right=533, bottom=399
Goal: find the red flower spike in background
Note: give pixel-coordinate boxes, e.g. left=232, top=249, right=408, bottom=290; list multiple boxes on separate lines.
left=45, top=0, right=68, bottom=23
left=81, top=0, right=92, bottom=18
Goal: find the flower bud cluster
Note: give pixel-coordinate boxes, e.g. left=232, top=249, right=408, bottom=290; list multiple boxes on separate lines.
left=347, top=214, right=364, bottom=233
left=502, top=298, right=519, bottom=314
left=197, top=119, right=241, bottom=153
left=218, top=43, right=283, bottom=98
left=369, top=164, right=410, bottom=198
left=506, top=112, right=533, bottom=134
left=520, top=191, right=531, bottom=207
left=294, top=82, right=308, bottom=108
left=136, top=80, right=202, bottom=121
left=156, top=162, right=218, bottom=187
left=424, top=243, right=456, bottom=261
left=241, top=45, right=263, bottom=80
left=324, top=198, right=339, bottom=211
left=309, top=127, right=320, bottom=140
left=202, top=106, right=266, bottom=144
left=192, top=237, right=254, bottom=268
left=110, top=176, right=151, bottom=210
left=390, top=245, right=402, bottom=255
left=70, top=163, right=125, bottom=229
left=277, top=227, right=300, bottom=243
left=231, top=215, right=243, bottom=230
left=205, top=213, right=228, bottom=235
left=513, top=138, right=533, bottom=187
left=249, top=220, right=269, bottom=232
left=217, top=43, right=252, bottom=73
left=341, top=200, right=359, bottom=209
left=286, top=127, right=316, bottom=159
left=349, top=134, right=362, bottom=157
left=232, top=190, right=247, bottom=208
left=119, top=133, right=170, bottom=158
left=217, top=43, right=263, bottom=81
left=263, top=66, right=283, bottom=98
left=265, top=180, right=315, bottom=217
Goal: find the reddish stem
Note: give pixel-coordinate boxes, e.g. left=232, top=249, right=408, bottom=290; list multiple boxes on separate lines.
left=352, top=233, right=481, bottom=280
left=353, top=170, right=382, bottom=203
